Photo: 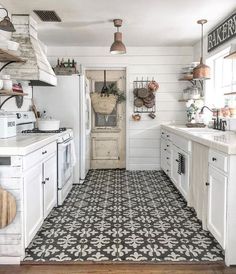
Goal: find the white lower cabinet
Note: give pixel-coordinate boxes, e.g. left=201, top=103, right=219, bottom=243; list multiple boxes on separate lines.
left=24, top=163, right=44, bottom=248
left=43, top=153, right=57, bottom=219
left=24, top=142, right=57, bottom=248
left=208, top=166, right=227, bottom=249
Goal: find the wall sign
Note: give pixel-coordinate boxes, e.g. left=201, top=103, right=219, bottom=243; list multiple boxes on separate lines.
left=208, top=11, right=236, bottom=52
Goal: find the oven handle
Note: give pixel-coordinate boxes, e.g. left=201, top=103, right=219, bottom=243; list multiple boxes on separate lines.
left=58, top=138, right=73, bottom=147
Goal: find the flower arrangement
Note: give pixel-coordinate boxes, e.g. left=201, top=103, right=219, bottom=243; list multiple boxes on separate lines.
left=186, top=99, right=204, bottom=122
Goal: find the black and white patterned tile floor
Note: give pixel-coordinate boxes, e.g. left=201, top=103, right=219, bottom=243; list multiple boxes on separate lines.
left=24, top=170, right=224, bottom=262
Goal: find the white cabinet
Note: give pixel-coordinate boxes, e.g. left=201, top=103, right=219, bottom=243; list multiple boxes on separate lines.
left=171, top=144, right=189, bottom=199
left=208, top=166, right=227, bottom=249
left=161, top=135, right=171, bottom=177
left=171, top=145, right=179, bottom=187
left=24, top=142, right=57, bottom=248
left=43, top=153, right=57, bottom=218
left=24, top=163, right=44, bottom=247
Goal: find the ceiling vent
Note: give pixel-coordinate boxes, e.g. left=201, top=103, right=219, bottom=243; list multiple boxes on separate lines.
left=33, top=10, right=61, bottom=22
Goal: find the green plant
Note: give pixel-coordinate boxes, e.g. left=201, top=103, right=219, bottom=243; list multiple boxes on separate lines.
left=107, top=83, right=126, bottom=104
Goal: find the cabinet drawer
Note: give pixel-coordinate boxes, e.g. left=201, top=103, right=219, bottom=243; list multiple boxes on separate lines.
left=41, top=142, right=57, bottom=159
left=161, top=129, right=172, bottom=141
left=172, top=133, right=191, bottom=153
left=23, top=142, right=57, bottom=170
left=209, top=149, right=228, bottom=173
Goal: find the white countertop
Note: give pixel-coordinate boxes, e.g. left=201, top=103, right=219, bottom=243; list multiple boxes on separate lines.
left=162, top=124, right=236, bottom=154
left=0, top=131, right=68, bottom=156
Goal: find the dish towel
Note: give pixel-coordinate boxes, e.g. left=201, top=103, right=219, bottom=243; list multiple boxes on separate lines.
left=71, top=140, right=77, bottom=167
left=177, top=152, right=185, bottom=175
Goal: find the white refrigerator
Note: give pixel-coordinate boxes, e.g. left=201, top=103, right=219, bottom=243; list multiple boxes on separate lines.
left=33, top=75, right=91, bottom=183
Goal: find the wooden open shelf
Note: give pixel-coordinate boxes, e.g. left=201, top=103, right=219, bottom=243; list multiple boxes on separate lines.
left=0, top=90, right=28, bottom=96
left=0, top=48, right=25, bottom=63
left=224, top=92, right=236, bottom=96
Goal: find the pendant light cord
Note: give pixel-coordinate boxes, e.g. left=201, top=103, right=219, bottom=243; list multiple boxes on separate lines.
left=201, top=23, right=203, bottom=63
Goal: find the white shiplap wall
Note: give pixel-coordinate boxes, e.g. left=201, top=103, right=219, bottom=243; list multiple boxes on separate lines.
left=47, top=46, right=192, bottom=170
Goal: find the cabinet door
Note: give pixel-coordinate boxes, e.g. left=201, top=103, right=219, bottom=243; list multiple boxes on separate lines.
left=179, top=152, right=189, bottom=200
left=208, top=166, right=227, bottom=249
left=161, top=138, right=167, bottom=171
left=24, top=163, right=43, bottom=248
left=171, top=145, right=180, bottom=188
left=43, top=153, right=57, bottom=218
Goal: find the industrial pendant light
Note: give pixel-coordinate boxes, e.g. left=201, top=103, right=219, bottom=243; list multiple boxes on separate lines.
left=0, top=8, right=15, bottom=32
left=110, top=19, right=126, bottom=55
left=193, top=19, right=210, bottom=80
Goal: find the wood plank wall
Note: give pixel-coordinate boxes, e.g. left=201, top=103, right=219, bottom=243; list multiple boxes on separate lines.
left=47, top=46, right=193, bottom=170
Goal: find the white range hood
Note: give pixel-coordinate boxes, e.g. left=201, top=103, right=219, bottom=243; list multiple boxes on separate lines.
left=4, top=15, right=57, bottom=86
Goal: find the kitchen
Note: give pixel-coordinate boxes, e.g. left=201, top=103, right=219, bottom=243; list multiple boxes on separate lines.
left=0, top=1, right=236, bottom=274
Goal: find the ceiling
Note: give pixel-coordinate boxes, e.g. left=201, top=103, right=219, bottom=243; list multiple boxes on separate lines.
left=1, top=0, right=236, bottom=47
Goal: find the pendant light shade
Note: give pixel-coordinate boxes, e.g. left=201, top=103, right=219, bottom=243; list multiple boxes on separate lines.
left=193, top=19, right=210, bottom=80
left=110, top=19, right=126, bottom=55
left=0, top=8, right=15, bottom=32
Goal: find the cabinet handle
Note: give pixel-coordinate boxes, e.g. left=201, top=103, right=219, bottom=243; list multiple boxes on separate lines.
left=45, top=177, right=49, bottom=181
left=42, top=181, right=45, bottom=185
left=166, top=157, right=169, bottom=160
left=161, top=132, right=164, bottom=134
left=175, top=159, right=179, bottom=162
left=42, top=150, right=47, bottom=155
left=164, top=149, right=167, bottom=151
left=167, top=145, right=169, bottom=147
left=206, top=182, right=210, bottom=186
left=167, top=135, right=170, bottom=137
left=212, top=157, right=217, bottom=162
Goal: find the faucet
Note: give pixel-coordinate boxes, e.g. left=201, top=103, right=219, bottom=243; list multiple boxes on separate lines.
left=200, top=106, right=226, bottom=131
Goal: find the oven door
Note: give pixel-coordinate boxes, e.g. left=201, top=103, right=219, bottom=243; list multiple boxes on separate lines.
left=57, top=138, right=73, bottom=189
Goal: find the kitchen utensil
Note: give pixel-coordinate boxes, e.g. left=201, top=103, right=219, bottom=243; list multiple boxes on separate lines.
left=144, top=100, right=155, bottom=108
left=148, top=80, right=159, bottom=92
left=0, top=187, right=17, bottom=229
left=133, top=88, right=139, bottom=96
left=134, top=98, right=144, bottom=107
left=148, top=112, right=156, bottom=119
left=143, top=91, right=155, bottom=103
left=38, top=119, right=60, bottom=131
left=137, top=88, right=149, bottom=98
left=132, top=114, right=141, bottom=121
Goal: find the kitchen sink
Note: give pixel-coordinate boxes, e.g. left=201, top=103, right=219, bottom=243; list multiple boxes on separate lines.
left=179, top=127, right=217, bottom=134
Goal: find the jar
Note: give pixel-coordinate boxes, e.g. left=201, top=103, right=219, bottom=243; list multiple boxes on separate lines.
left=3, top=79, right=12, bottom=91
left=183, top=87, right=190, bottom=100
left=191, top=86, right=200, bottom=99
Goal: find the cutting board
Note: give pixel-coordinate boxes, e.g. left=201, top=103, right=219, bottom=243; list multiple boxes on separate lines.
left=0, top=187, right=17, bottom=229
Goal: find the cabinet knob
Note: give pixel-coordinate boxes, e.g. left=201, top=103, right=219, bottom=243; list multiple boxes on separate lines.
left=206, top=182, right=210, bottom=186
left=42, top=181, right=45, bottom=185
left=166, top=157, right=169, bottom=160
left=175, top=159, right=179, bottom=162
left=212, top=157, right=217, bottom=162
left=164, top=149, right=167, bottom=151
left=166, top=169, right=169, bottom=172
left=167, top=145, right=169, bottom=147
left=45, top=177, right=49, bottom=181
left=167, top=135, right=170, bottom=137
left=42, top=150, right=47, bottom=155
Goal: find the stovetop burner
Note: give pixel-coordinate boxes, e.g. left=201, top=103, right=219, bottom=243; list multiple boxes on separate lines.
left=22, top=128, right=67, bottom=134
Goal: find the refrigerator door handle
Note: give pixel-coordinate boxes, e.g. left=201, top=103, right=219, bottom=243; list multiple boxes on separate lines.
left=86, top=93, right=92, bottom=134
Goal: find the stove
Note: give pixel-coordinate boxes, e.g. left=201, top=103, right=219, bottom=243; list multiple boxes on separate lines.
left=22, top=128, right=67, bottom=134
